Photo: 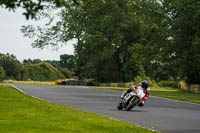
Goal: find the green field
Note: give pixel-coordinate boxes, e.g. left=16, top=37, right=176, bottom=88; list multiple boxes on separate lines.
left=0, top=85, right=157, bottom=133
left=90, top=86, right=200, bottom=104
left=151, top=86, right=200, bottom=104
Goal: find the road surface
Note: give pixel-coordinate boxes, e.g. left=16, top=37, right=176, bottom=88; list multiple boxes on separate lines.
left=14, top=85, right=200, bottom=133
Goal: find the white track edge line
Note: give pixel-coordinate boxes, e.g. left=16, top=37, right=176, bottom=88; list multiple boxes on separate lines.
left=11, top=85, right=50, bottom=102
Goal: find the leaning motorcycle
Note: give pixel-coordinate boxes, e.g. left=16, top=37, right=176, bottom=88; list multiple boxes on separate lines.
left=117, top=86, right=145, bottom=111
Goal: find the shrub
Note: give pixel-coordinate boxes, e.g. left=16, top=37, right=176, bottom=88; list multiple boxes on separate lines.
left=178, top=80, right=187, bottom=91
left=158, top=80, right=179, bottom=88
left=149, top=80, right=158, bottom=87
left=27, top=62, right=65, bottom=81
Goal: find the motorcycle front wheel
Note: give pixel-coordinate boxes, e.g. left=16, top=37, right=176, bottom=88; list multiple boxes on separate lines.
left=117, top=102, right=123, bottom=110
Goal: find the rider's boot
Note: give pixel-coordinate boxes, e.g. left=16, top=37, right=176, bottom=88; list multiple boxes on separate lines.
left=138, top=101, right=144, bottom=107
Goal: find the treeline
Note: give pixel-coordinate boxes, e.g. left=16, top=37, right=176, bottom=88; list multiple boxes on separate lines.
left=0, top=53, right=74, bottom=81
left=2, top=0, right=200, bottom=84
left=20, top=0, right=200, bottom=84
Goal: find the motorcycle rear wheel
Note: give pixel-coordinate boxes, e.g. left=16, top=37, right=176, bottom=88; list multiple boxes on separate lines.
left=125, top=98, right=138, bottom=111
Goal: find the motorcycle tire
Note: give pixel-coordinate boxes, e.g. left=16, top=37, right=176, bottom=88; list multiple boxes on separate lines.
left=117, top=102, right=123, bottom=110
left=125, top=98, right=139, bottom=111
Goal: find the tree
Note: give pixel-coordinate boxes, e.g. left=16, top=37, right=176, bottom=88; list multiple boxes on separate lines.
left=70, top=0, right=143, bottom=82
left=0, top=67, right=6, bottom=81
left=0, top=0, right=67, bottom=19
left=159, top=0, right=200, bottom=84
left=60, top=54, right=75, bottom=70
left=21, top=0, right=200, bottom=84
left=23, top=59, right=42, bottom=65
left=70, top=0, right=163, bottom=82
left=21, top=0, right=163, bottom=82
left=0, top=53, right=24, bottom=80
left=23, top=59, right=33, bottom=65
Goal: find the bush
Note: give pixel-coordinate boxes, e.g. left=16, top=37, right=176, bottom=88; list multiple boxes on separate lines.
left=178, top=80, right=187, bottom=91
left=27, top=62, right=65, bottom=81
left=149, top=80, right=158, bottom=87
left=158, top=80, right=179, bottom=88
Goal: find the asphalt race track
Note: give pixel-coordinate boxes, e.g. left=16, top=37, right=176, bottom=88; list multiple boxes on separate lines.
left=14, top=85, right=200, bottom=133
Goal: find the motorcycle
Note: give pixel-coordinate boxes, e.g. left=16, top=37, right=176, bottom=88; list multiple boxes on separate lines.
left=117, top=86, right=145, bottom=111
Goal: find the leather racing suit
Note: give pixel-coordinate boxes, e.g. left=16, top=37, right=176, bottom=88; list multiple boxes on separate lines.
left=123, top=84, right=150, bottom=107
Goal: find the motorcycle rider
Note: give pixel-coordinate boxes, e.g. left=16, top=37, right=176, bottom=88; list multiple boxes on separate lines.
left=121, top=80, right=150, bottom=107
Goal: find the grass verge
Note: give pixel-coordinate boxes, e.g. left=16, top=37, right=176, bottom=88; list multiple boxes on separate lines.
left=0, top=85, right=156, bottom=133
left=90, top=86, right=200, bottom=104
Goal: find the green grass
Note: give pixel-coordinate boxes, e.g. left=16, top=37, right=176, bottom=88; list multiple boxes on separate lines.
left=90, top=86, right=200, bottom=104
left=0, top=85, right=156, bottom=133
left=151, top=86, right=200, bottom=104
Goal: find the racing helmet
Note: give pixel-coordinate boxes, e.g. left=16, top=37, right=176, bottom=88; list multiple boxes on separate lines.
left=142, top=80, right=149, bottom=89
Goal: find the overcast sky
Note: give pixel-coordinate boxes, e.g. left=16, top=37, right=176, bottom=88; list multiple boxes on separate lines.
left=0, top=8, right=74, bottom=62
